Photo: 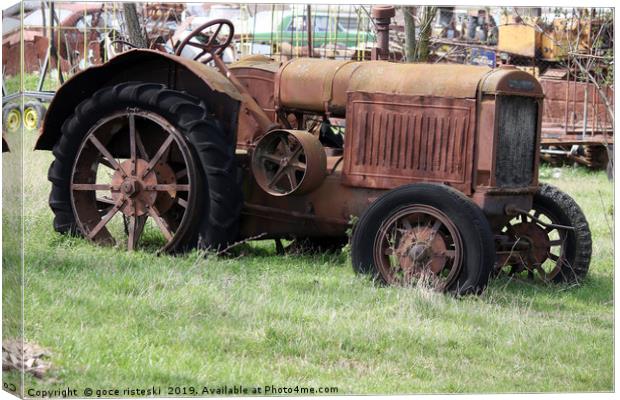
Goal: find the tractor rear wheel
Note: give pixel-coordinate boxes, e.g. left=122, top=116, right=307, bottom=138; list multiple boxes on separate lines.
left=351, top=183, right=495, bottom=295
left=48, top=82, right=242, bottom=252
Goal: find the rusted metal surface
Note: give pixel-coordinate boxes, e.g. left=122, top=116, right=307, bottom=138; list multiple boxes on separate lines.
left=374, top=204, right=462, bottom=289
left=348, top=62, right=490, bottom=99
left=276, top=59, right=494, bottom=117
left=474, top=98, right=497, bottom=187
left=540, top=78, right=613, bottom=136
left=174, top=22, right=275, bottom=135
left=276, top=58, right=363, bottom=116
left=2, top=32, right=59, bottom=75
left=212, top=54, right=276, bottom=134
left=36, top=49, right=242, bottom=151
left=479, top=66, right=544, bottom=97
left=251, top=130, right=326, bottom=196
left=239, top=156, right=383, bottom=239
left=538, top=78, right=613, bottom=168
left=229, top=57, right=279, bottom=148
left=70, top=110, right=198, bottom=251
left=497, top=208, right=569, bottom=282
left=342, top=91, right=477, bottom=194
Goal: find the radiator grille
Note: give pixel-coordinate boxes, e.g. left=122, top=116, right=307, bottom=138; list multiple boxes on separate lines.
left=495, top=96, right=537, bottom=187
left=342, top=93, right=477, bottom=191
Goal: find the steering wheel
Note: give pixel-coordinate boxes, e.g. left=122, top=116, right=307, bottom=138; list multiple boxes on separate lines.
left=174, top=19, right=234, bottom=64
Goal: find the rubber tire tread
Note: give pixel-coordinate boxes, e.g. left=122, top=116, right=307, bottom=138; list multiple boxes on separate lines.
left=535, top=183, right=592, bottom=283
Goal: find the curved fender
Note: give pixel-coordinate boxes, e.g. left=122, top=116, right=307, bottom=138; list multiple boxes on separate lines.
left=35, top=49, right=242, bottom=150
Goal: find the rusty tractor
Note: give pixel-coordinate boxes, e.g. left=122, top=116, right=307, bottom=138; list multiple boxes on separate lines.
left=35, top=17, right=592, bottom=295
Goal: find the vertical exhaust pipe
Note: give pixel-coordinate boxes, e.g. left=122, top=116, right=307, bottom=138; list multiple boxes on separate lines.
left=371, top=5, right=395, bottom=60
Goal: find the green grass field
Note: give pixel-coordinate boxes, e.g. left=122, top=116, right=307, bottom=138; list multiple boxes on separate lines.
left=2, top=129, right=614, bottom=395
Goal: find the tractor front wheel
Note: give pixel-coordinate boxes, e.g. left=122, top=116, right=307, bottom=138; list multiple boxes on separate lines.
left=351, top=183, right=495, bottom=295
left=499, top=184, right=592, bottom=283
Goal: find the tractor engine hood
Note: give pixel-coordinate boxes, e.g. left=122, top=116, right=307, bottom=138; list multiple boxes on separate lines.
left=275, top=58, right=542, bottom=117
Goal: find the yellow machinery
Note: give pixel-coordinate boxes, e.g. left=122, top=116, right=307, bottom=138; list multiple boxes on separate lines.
left=498, top=14, right=600, bottom=60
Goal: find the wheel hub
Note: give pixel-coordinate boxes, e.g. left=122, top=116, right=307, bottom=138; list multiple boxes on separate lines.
left=511, top=222, right=551, bottom=265
left=408, top=243, right=431, bottom=261
left=396, top=227, right=448, bottom=275
left=120, top=178, right=140, bottom=197
left=111, top=159, right=158, bottom=217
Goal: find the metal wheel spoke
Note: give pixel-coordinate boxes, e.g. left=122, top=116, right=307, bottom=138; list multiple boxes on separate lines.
left=533, top=263, right=549, bottom=281
left=136, top=129, right=149, bottom=161
left=288, top=144, right=303, bottom=161
left=145, top=184, right=190, bottom=192
left=87, top=198, right=125, bottom=239
left=285, top=169, right=297, bottom=190
left=177, top=197, right=188, bottom=208
left=548, top=253, right=560, bottom=262
left=549, top=239, right=563, bottom=246
left=430, top=219, right=442, bottom=236
left=147, top=205, right=174, bottom=242
left=89, top=135, right=127, bottom=177
left=290, top=161, right=306, bottom=171
left=98, top=157, right=116, bottom=170
left=128, top=214, right=147, bottom=251
left=143, top=135, right=174, bottom=178
left=72, top=183, right=116, bottom=191
left=175, top=168, right=188, bottom=180
left=261, top=153, right=283, bottom=163
left=443, top=249, right=456, bottom=258
left=277, top=135, right=289, bottom=151
left=96, top=196, right=115, bottom=205
left=268, top=165, right=287, bottom=188
left=128, top=113, right=137, bottom=175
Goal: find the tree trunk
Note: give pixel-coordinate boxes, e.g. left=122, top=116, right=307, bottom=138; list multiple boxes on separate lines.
left=123, top=3, right=148, bottom=48
left=403, top=6, right=416, bottom=62
left=417, top=7, right=436, bottom=62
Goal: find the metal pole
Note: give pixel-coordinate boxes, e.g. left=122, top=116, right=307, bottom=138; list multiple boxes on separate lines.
left=306, top=5, right=313, bottom=57
left=582, top=81, right=588, bottom=139
left=49, top=1, right=64, bottom=84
